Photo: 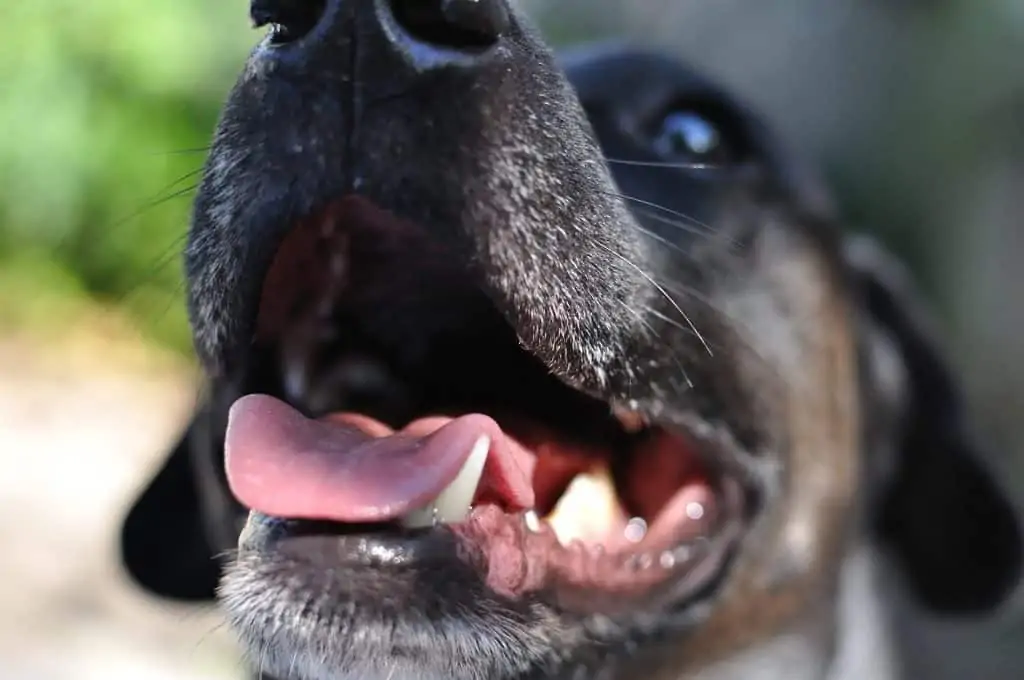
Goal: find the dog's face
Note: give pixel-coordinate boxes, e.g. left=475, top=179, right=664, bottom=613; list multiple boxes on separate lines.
left=120, top=2, right=1021, bottom=679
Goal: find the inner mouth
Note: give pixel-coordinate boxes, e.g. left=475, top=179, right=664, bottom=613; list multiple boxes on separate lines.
left=225, top=197, right=747, bottom=604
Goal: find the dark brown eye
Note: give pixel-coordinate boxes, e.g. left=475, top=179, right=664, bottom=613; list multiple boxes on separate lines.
left=251, top=0, right=326, bottom=45
left=653, top=111, right=737, bottom=167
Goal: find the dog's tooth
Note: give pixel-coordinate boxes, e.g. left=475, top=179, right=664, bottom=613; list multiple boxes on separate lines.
left=523, top=510, right=543, bottom=533
left=435, top=435, right=489, bottom=523
left=400, top=435, right=490, bottom=529
left=546, top=468, right=621, bottom=547
left=401, top=503, right=440, bottom=530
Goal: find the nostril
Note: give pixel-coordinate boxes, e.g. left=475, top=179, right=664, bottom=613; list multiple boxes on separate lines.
left=389, top=0, right=509, bottom=50
left=251, top=0, right=327, bottom=45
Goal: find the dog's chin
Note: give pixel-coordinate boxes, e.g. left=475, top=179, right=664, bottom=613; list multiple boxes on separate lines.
left=211, top=197, right=759, bottom=680
left=221, top=476, right=749, bottom=680
left=221, top=481, right=746, bottom=680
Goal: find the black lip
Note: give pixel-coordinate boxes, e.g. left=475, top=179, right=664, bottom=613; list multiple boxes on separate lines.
left=240, top=516, right=469, bottom=569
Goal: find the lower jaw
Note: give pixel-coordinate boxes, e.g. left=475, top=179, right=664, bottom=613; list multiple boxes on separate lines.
left=237, top=476, right=745, bottom=617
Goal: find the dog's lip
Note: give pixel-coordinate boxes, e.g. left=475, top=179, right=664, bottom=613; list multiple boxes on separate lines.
left=236, top=472, right=745, bottom=614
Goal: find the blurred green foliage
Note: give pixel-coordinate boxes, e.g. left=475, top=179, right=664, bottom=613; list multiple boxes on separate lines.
left=1, top=2, right=258, bottom=353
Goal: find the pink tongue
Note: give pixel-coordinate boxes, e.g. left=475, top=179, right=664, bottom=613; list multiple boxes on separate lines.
left=225, top=394, right=535, bottom=523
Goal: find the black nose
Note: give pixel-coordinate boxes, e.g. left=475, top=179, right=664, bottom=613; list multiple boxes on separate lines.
left=251, top=0, right=509, bottom=68
left=387, top=0, right=509, bottom=50
left=251, top=0, right=327, bottom=43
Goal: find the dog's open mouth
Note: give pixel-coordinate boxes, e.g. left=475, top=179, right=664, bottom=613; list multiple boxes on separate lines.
left=223, top=197, right=748, bottom=612
left=228, top=396, right=743, bottom=602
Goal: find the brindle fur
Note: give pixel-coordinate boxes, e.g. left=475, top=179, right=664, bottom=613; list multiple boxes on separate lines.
left=119, top=3, right=1020, bottom=679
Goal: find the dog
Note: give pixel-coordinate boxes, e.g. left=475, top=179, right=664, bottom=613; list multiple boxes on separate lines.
left=119, top=1, right=1021, bottom=679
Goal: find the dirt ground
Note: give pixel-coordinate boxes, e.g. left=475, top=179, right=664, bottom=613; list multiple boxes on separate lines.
left=0, top=329, right=241, bottom=680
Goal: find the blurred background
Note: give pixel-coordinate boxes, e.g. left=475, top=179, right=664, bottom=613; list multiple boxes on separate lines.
left=1, top=1, right=1021, bottom=679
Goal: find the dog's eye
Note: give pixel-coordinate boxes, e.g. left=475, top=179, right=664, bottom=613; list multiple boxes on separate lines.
left=653, top=111, right=737, bottom=167
left=251, top=0, right=326, bottom=44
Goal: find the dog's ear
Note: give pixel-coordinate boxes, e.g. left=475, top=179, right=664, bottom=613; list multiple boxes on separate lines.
left=119, top=407, right=224, bottom=602
left=845, top=234, right=1022, bottom=615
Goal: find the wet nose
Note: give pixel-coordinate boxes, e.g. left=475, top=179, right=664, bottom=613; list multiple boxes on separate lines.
left=251, top=0, right=509, bottom=69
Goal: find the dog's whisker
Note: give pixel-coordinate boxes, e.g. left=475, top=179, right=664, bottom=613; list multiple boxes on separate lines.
left=191, top=620, right=231, bottom=659
left=594, top=241, right=713, bottom=358
left=643, top=315, right=695, bottom=389
left=65, top=175, right=199, bottom=325
left=643, top=307, right=717, bottom=347
left=102, top=181, right=200, bottom=237
left=288, top=647, right=300, bottom=680
left=57, top=160, right=199, bottom=255
left=159, top=167, right=205, bottom=193
left=653, top=279, right=786, bottom=390
left=634, top=207, right=735, bottom=247
left=256, top=643, right=267, bottom=680
left=655, top=280, right=732, bottom=323
left=604, top=157, right=721, bottom=171
left=623, top=298, right=695, bottom=388
left=150, top=146, right=214, bottom=158
left=600, top=189, right=721, bottom=240
left=54, top=179, right=198, bottom=265
left=110, top=231, right=189, bottom=303
left=632, top=223, right=701, bottom=262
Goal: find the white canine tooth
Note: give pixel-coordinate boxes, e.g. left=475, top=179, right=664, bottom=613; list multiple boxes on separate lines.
left=400, top=435, right=490, bottom=529
left=523, top=510, right=543, bottom=533
left=401, top=504, right=438, bottom=530
left=546, top=468, right=621, bottom=547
